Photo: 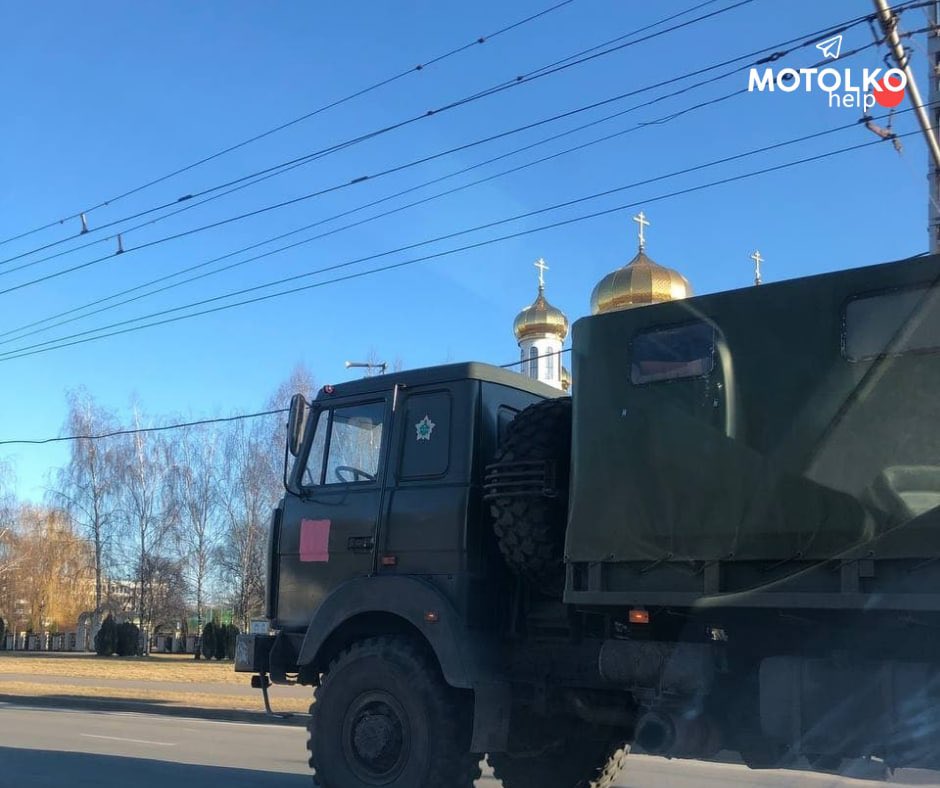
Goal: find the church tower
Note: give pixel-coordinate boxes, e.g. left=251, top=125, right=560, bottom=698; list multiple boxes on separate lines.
left=513, top=258, right=568, bottom=390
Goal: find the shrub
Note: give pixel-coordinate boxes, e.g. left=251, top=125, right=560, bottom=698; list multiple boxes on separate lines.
left=94, top=614, right=118, bottom=656
left=201, top=621, right=217, bottom=660
left=224, top=624, right=240, bottom=660
left=214, top=623, right=227, bottom=661
left=116, top=622, right=140, bottom=657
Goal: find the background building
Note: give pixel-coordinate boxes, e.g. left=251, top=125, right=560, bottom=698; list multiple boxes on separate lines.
left=513, top=259, right=569, bottom=391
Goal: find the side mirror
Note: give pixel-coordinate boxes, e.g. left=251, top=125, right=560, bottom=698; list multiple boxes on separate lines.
left=287, top=393, right=308, bottom=457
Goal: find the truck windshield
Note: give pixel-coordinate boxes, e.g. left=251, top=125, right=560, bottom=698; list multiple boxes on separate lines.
left=301, top=401, right=385, bottom=486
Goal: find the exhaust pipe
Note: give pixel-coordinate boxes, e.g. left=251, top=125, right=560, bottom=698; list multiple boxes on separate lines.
left=636, top=710, right=721, bottom=759
left=636, top=711, right=676, bottom=754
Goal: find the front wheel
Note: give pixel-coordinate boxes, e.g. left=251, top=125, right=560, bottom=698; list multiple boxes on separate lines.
left=307, top=636, right=481, bottom=788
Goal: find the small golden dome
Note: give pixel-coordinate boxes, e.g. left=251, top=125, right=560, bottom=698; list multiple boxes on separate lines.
left=561, top=365, right=571, bottom=392
left=590, top=249, right=692, bottom=315
left=514, top=286, right=569, bottom=341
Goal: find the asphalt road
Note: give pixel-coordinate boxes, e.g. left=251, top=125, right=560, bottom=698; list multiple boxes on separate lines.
left=2, top=702, right=940, bottom=788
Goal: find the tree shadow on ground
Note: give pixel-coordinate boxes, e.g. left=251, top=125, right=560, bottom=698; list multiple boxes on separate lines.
left=0, top=692, right=306, bottom=726
left=0, top=746, right=311, bottom=788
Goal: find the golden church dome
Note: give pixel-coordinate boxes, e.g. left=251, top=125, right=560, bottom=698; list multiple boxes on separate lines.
left=590, top=212, right=692, bottom=315
left=590, top=250, right=692, bottom=314
left=514, top=286, right=569, bottom=341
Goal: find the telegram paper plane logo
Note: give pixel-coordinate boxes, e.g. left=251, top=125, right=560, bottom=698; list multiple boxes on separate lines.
left=816, top=34, right=843, bottom=60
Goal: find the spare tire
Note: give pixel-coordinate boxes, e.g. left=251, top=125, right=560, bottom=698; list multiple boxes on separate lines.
left=488, top=397, right=572, bottom=596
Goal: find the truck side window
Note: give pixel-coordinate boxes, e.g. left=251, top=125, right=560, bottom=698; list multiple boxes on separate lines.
left=630, top=322, right=715, bottom=384
left=324, top=402, right=385, bottom=484
left=843, top=286, right=940, bottom=361
left=400, top=392, right=451, bottom=479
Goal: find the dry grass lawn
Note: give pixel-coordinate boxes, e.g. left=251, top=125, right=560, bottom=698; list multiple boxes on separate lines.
left=0, top=651, right=245, bottom=684
left=0, top=680, right=309, bottom=712
left=0, top=652, right=311, bottom=714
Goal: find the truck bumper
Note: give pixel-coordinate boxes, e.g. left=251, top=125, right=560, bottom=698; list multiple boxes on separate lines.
left=234, top=633, right=275, bottom=673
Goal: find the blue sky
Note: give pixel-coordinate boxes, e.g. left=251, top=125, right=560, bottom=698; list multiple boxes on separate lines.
left=0, top=0, right=930, bottom=500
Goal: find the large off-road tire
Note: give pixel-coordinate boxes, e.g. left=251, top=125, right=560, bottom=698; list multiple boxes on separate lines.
left=489, top=397, right=572, bottom=595
left=307, top=636, right=481, bottom=788
left=490, top=738, right=630, bottom=788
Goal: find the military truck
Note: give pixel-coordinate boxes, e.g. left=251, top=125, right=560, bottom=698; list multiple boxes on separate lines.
left=237, top=252, right=940, bottom=787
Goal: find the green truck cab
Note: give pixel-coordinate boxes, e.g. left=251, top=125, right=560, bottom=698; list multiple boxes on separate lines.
left=238, top=253, right=940, bottom=787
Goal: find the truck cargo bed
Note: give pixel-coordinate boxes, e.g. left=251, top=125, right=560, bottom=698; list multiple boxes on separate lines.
left=566, top=253, right=940, bottom=610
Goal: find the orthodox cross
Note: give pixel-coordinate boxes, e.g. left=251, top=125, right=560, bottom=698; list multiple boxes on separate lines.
left=633, top=211, right=650, bottom=251
left=750, top=249, right=764, bottom=286
left=534, top=257, right=549, bottom=289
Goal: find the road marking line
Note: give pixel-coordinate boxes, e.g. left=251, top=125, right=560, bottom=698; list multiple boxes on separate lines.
left=80, top=734, right=176, bottom=747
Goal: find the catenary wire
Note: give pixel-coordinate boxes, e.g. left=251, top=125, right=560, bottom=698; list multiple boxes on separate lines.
left=0, top=0, right=581, bottom=249
left=0, top=346, right=575, bottom=445
left=0, top=11, right=894, bottom=294
left=0, top=91, right=748, bottom=346
left=2, top=0, right=931, bottom=275
left=0, top=0, right=762, bottom=274
left=3, top=24, right=899, bottom=343
left=0, top=0, right=750, bottom=266
left=1, top=62, right=912, bottom=351
left=0, top=130, right=917, bottom=364
left=0, top=409, right=288, bottom=446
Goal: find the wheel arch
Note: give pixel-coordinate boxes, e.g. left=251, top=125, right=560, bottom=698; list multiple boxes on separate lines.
left=297, top=575, right=474, bottom=689
left=305, top=611, right=436, bottom=682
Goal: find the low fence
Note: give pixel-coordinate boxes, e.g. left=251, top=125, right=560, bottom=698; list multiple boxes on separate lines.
left=1, top=632, right=200, bottom=654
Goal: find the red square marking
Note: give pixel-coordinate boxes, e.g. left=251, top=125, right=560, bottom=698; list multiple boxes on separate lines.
left=300, top=519, right=331, bottom=562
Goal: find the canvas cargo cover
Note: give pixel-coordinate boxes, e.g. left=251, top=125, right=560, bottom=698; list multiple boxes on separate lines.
left=566, top=254, right=940, bottom=564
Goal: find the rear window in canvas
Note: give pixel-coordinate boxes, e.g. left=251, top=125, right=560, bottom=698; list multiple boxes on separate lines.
left=630, top=321, right=715, bottom=384
left=844, top=287, right=940, bottom=361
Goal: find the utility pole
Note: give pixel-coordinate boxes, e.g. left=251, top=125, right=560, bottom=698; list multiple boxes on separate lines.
left=928, top=1, right=940, bottom=252
left=873, top=0, right=940, bottom=252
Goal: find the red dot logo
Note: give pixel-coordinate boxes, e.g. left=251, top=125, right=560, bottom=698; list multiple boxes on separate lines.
left=873, top=74, right=906, bottom=108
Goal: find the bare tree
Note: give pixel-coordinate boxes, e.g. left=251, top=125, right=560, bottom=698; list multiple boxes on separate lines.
left=51, top=389, right=119, bottom=635
left=0, top=461, right=17, bottom=621
left=0, top=459, right=14, bottom=530
left=265, top=362, right=317, bottom=484
left=218, top=416, right=276, bottom=629
left=268, top=362, right=317, bottom=409
left=217, top=364, right=317, bottom=628
left=170, top=424, right=221, bottom=630
left=145, top=554, right=187, bottom=648
left=115, top=405, right=178, bottom=650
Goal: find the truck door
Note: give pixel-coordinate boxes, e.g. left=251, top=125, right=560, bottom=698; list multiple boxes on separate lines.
left=378, top=387, right=464, bottom=578
left=277, top=397, right=388, bottom=628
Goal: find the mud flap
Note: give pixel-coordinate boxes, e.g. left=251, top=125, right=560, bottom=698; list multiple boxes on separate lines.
left=472, top=682, right=512, bottom=753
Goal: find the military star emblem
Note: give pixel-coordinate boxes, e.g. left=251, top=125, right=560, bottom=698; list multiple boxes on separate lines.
left=415, top=415, right=435, bottom=441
